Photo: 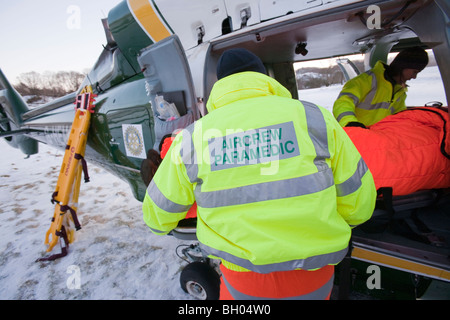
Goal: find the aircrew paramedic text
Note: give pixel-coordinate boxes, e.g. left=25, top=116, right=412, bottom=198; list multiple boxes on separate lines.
left=177, top=303, right=271, bottom=317
left=208, top=121, right=299, bottom=171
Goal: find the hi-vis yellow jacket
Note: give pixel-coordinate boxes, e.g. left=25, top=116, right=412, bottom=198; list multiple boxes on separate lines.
left=333, top=61, right=407, bottom=127
left=143, top=72, right=376, bottom=273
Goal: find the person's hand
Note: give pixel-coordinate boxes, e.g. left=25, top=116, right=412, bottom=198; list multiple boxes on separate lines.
left=345, top=121, right=367, bottom=129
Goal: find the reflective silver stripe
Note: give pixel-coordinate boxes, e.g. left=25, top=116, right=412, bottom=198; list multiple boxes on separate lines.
left=179, top=123, right=200, bottom=184
left=147, top=181, right=192, bottom=213
left=195, top=168, right=334, bottom=208
left=221, top=271, right=334, bottom=300
left=335, top=158, right=369, bottom=197
left=148, top=227, right=168, bottom=235
left=302, top=101, right=330, bottom=171
left=358, top=71, right=395, bottom=114
left=200, top=243, right=348, bottom=273
left=336, top=111, right=356, bottom=123
left=337, top=92, right=360, bottom=105
left=357, top=71, right=377, bottom=110
left=358, top=101, right=392, bottom=111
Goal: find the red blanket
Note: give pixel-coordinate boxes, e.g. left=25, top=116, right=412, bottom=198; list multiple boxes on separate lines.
left=344, top=107, right=450, bottom=196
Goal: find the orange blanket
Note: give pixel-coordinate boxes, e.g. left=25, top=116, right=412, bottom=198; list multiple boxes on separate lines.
left=344, top=107, right=450, bottom=196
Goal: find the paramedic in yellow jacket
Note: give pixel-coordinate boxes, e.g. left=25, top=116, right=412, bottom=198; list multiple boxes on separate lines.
left=143, top=48, right=376, bottom=299
left=333, top=46, right=428, bottom=128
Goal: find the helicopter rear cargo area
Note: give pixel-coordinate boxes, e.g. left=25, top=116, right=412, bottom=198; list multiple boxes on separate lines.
left=351, top=188, right=450, bottom=283
left=172, top=188, right=450, bottom=300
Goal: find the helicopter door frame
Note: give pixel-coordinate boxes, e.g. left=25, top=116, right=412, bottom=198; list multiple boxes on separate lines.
left=137, top=35, right=199, bottom=149
left=336, top=58, right=361, bottom=82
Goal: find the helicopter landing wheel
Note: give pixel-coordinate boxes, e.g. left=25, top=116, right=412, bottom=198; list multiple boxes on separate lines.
left=180, top=261, right=220, bottom=300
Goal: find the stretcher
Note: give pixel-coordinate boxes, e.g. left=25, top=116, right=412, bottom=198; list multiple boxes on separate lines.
left=38, top=88, right=95, bottom=261
left=344, top=106, right=450, bottom=196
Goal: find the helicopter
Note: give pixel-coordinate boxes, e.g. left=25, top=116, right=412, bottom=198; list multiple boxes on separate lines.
left=1, top=0, right=449, bottom=299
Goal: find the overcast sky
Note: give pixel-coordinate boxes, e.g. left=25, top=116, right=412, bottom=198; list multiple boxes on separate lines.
left=0, top=0, right=123, bottom=84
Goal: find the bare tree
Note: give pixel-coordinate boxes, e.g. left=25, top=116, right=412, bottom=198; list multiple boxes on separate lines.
left=16, top=71, right=42, bottom=96
left=15, top=70, right=86, bottom=98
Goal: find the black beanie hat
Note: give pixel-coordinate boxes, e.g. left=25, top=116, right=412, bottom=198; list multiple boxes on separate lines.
left=217, top=48, right=267, bottom=80
left=390, top=46, right=429, bottom=71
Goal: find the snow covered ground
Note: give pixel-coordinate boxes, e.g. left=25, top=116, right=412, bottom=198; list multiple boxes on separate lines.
left=0, top=139, right=196, bottom=300
left=0, top=66, right=447, bottom=300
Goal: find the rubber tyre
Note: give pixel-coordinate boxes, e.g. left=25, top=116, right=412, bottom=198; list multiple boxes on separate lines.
left=180, top=262, right=220, bottom=300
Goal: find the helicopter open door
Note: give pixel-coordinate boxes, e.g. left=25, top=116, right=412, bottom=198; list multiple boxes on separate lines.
left=336, top=58, right=360, bottom=82
left=137, top=35, right=199, bottom=150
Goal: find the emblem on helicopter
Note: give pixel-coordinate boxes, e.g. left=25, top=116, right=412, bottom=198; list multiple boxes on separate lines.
left=122, top=124, right=146, bottom=159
